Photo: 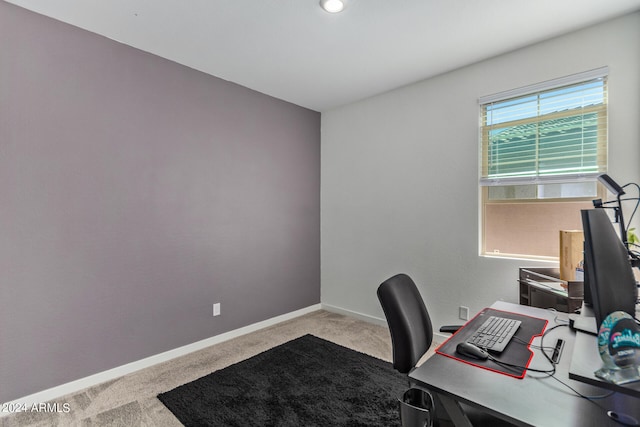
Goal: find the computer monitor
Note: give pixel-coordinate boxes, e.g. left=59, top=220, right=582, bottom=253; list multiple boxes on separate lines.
left=581, top=209, right=638, bottom=330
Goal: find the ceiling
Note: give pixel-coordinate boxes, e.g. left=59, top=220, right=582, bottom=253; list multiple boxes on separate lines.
left=6, top=0, right=640, bottom=111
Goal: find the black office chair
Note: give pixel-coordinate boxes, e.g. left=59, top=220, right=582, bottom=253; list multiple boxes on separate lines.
left=377, top=273, right=514, bottom=427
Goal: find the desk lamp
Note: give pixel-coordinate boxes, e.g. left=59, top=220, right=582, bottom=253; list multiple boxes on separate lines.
left=593, top=174, right=627, bottom=246
left=592, top=173, right=640, bottom=269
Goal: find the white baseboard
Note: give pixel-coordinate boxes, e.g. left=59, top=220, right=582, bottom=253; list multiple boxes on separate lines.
left=321, top=304, right=450, bottom=346
left=321, top=303, right=387, bottom=327
left=433, top=332, right=449, bottom=345
left=1, top=304, right=322, bottom=415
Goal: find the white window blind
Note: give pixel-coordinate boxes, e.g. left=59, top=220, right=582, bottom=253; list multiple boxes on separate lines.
left=480, top=68, right=608, bottom=187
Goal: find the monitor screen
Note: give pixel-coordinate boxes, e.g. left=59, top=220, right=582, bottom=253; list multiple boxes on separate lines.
left=581, top=209, right=637, bottom=330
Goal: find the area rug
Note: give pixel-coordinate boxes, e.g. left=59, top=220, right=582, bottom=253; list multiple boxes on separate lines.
left=157, top=334, right=406, bottom=426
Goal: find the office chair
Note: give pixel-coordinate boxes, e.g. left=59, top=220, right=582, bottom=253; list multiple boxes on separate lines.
left=377, top=273, right=515, bottom=427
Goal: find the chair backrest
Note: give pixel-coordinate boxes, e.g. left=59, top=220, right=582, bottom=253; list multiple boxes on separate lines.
left=377, top=273, right=434, bottom=374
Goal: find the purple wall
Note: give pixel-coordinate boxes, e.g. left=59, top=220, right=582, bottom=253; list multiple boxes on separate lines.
left=0, top=2, right=320, bottom=403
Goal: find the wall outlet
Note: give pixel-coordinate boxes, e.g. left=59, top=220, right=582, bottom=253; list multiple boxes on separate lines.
left=459, top=306, right=469, bottom=321
left=213, top=303, right=221, bottom=316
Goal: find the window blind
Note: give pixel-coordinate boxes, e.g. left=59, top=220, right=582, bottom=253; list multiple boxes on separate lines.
left=480, top=70, right=608, bottom=187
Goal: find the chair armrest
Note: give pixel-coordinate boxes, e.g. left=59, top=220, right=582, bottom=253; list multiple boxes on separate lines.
left=439, top=325, right=462, bottom=334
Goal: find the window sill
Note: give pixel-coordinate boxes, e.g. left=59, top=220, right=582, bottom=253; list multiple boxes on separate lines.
left=481, top=252, right=559, bottom=264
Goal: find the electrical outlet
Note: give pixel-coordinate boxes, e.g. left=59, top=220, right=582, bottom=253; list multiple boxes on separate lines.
left=459, top=306, right=469, bottom=321
left=213, top=303, right=221, bottom=316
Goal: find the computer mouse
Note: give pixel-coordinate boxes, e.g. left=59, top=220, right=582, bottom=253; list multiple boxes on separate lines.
left=456, top=342, right=489, bottom=360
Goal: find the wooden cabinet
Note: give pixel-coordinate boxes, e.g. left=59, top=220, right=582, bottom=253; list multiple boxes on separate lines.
left=519, top=267, right=584, bottom=313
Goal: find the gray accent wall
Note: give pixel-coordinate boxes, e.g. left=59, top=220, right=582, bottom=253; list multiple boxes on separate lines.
left=0, top=2, right=320, bottom=403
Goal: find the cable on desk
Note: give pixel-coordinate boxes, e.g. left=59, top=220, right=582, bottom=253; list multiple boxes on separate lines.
left=549, top=374, right=614, bottom=401
left=486, top=354, right=556, bottom=375
left=519, top=323, right=616, bottom=402
left=544, top=308, right=572, bottom=326
left=483, top=323, right=567, bottom=375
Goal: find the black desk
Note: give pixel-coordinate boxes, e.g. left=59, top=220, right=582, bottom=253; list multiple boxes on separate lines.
left=409, top=301, right=640, bottom=427
left=569, top=330, right=640, bottom=398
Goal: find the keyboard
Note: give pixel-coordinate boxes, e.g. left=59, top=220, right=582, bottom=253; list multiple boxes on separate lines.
left=467, top=315, right=521, bottom=353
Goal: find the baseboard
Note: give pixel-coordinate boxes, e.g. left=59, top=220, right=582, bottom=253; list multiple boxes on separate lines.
left=1, top=304, right=322, bottom=415
left=321, top=304, right=450, bottom=346
left=321, top=303, right=387, bottom=327
left=433, top=332, right=449, bottom=345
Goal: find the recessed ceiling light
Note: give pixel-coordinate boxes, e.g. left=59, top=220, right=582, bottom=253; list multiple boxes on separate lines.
left=320, top=0, right=344, bottom=13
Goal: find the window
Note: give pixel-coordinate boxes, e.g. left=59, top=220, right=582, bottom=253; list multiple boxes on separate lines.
left=479, top=68, right=608, bottom=259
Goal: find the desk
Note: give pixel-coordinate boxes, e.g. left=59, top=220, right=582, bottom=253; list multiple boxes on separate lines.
left=570, top=330, right=640, bottom=398
left=409, top=301, right=640, bottom=427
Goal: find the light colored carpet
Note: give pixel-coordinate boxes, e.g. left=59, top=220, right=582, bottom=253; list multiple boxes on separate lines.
left=2, top=309, right=435, bottom=427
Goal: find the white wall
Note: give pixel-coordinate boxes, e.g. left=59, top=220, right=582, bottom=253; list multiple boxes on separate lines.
left=321, top=12, right=640, bottom=328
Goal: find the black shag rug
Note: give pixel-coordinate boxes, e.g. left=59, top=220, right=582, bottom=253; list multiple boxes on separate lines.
left=157, top=334, right=406, bottom=426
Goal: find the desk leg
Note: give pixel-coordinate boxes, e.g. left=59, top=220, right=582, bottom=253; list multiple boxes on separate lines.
left=433, top=393, right=473, bottom=427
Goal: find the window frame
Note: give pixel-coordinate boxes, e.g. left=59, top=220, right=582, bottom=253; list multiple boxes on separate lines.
left=478, top=69, right=608, bottom=260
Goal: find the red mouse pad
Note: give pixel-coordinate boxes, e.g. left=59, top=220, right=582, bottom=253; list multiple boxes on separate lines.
left=435, top=308, right=548, bottom=379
